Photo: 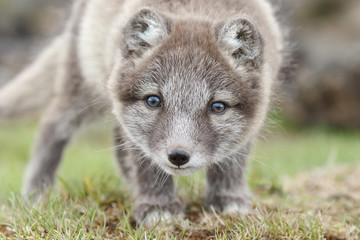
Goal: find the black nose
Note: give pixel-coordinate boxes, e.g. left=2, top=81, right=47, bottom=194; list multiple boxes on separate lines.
left=168, top=149, right=190, bottom=166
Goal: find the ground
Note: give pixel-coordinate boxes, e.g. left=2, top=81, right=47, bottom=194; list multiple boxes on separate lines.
left=0, top=116, right=359, bottom=239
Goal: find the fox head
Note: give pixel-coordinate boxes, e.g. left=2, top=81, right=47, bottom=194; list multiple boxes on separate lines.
left=109, top=8, right=266, bottom=175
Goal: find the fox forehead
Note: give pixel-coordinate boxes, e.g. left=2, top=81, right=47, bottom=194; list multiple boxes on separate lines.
left=115, top=18, right=260, bottom=117
left=133, top=49, right=239, bottom=110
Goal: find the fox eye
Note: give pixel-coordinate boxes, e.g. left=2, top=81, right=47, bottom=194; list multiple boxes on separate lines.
left=145, top=95, right=162, bottom=108
left=209, top=102, right=227, bottom=114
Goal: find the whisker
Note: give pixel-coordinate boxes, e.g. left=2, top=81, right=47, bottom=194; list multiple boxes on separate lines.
left=78, top=97, right=108, bottom=114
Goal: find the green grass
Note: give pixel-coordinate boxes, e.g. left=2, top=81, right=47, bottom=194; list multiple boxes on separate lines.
left=250, top=125, right=360, bottom=187
left=0, top=116, right=359, bottom=239
left=0, top=120, right=116, bottom=199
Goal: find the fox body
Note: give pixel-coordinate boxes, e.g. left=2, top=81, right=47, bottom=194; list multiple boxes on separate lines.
left=0, top=0, right=284, bottom=224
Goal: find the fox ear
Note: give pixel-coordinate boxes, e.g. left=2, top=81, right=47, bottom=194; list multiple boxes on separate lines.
left=217, top=17, right=263, bottom=69
left=123, top=8, right=171, bottom=57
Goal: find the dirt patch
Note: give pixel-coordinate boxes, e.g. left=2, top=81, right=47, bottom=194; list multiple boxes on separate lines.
left=282, top=164, right=360, bottom=239
left=284, top=163, right=360, bottom=203
left=0, top=224, right=15, bottom=238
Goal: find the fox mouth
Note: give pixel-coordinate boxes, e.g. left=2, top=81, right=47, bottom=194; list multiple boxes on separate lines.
left=161, top=164, right=201, bottom=176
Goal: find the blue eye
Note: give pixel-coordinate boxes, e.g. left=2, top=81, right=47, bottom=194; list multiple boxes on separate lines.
left=145, top=96, right=162, bottom=108
left=209, top=102, right=227, bottom=114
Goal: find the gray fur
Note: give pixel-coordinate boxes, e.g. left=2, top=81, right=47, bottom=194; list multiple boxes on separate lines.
left=113, top=127, right=183, bottom=225
left=122, top=8, right=171, bottom=58
left=217, top=17, right=264, bottom=69
left=1, top=0, right=285, bottom=225
left=23, top=0, right=108, bottom=196
left=0, top=37, right=62, bottom=121
left=205, top=144, right=251, bottom=213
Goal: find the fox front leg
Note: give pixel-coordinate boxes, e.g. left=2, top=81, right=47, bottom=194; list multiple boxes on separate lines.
left=131, top=152, right=184, bottom=225
left=205, top=145, right=252, bottom=214
left=113, top=129, right=184, bottom=225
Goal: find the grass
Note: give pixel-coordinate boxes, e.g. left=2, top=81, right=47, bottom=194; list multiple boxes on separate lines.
left=0, top=115, right=359, bottom=239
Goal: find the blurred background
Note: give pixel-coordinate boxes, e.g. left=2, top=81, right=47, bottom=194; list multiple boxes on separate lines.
left=0, top=0, right=359, bottom=199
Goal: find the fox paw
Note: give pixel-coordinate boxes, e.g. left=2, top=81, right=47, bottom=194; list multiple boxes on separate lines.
left=205, top=195, right=251, bottom=215
left=133, top=200, right=184, bottom=226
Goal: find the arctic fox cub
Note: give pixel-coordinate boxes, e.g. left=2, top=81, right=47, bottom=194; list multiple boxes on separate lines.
left=0, top=0, right=284, bottom=224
